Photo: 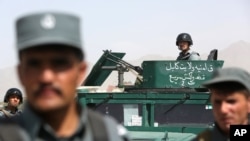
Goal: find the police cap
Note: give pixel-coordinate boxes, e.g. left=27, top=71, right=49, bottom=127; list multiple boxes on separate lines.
left=202, top=67, right=250, bottom=93
left=16, top=12, right=84, bottom=59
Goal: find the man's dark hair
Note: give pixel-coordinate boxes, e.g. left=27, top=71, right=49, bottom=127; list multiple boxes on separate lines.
left=208, top=82, right=250, bottom=97
left=18, top=44, right=84, bottom=61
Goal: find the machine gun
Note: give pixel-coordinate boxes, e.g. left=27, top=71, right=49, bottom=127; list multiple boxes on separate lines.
left=84, top=50, right=143, bottom=88
left=101, top=50, right=143, bottom=87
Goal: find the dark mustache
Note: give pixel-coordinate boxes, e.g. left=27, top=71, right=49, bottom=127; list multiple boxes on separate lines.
left=33, top=84, right=62, bottom=97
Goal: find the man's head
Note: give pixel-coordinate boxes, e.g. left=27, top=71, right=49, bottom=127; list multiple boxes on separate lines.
left=202, top=67, right=250, bottom=135
left=16, top=12, right=87, bottom=113
left=4, top=88, right=23, bottom=107
left=176, top=33, right=193, bottom=52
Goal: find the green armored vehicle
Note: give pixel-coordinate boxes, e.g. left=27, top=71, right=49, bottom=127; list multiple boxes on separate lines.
left=77, top=50, right=223, bottom=141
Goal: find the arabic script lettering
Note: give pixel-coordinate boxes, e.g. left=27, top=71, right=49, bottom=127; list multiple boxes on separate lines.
left=165, top=62, right=215, bottom=86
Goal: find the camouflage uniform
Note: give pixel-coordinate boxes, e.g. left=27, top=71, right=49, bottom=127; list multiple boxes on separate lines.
left=0, top=107, right=22, bottom=118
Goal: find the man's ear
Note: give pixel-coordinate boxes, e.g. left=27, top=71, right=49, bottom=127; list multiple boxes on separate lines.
left=77, top=61, right=87, bottom=86
left=247, top=96, right=250, bottom=113
left=17, top=64, right=24, bottom=85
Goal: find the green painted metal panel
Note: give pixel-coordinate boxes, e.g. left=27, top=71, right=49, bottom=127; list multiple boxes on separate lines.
left=129, top=131, right=196, bottom=141
left=142, top=60, right=224, bottom=88
left=129, top=130, right=168, bottom=141
left=77, top=92, right=213, bottom=140
left=84, top=50, right=125, bottom=86
left=77, top=93, right=212, bottom=108
left=77, top=93, right=211, bottom=102
left=126, top=126, right=212, bottom=134
left=127, top=126, right=211, bottom=141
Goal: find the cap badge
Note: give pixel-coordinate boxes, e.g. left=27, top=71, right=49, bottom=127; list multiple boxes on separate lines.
left=40, top=14, right=56, bottom=29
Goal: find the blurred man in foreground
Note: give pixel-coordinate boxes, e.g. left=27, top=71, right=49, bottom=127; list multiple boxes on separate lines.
left=192, top=67, right=250, bottom=141
left=0, top=12, right=130, bottom=141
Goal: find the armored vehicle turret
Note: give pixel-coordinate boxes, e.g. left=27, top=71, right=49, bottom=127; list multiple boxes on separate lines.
left=77, top=50, right=224, bottom=141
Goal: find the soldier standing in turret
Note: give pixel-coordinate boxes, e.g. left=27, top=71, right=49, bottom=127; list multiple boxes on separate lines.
left=176, top=33, right=201, bottom=60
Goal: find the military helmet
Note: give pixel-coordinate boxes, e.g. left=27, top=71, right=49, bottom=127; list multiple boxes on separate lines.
left=176, top=33, right=193, bottom=46
left=4, top=88, right=23, bottom=103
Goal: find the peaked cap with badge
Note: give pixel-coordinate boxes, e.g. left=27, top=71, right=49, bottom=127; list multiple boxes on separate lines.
left=202, top=67, right=250, bottom=93
left=16, top=12, right=83, bottom=56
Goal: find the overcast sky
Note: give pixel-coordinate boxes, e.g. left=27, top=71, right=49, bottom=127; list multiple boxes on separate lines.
left=0, top=0, right=250, bottom=69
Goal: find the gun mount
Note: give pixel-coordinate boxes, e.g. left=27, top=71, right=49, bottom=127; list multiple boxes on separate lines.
left=83, top=50, right=143, bottom=88
left=77, top=50, right=224, bottom=141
